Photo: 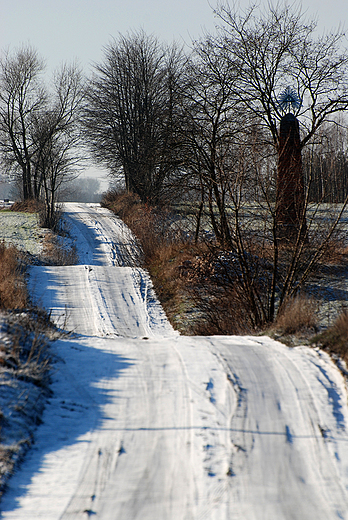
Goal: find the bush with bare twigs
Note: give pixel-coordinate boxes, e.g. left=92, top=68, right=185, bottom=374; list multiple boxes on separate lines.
left=102, top=190, right=255, bottom=334
left=10, top=199, right=45, bottom=214
left=102, top=190, right=188, bottom=264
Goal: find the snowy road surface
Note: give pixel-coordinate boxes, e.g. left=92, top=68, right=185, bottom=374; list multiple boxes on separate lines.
left=1, top=202, right=348, bottom=519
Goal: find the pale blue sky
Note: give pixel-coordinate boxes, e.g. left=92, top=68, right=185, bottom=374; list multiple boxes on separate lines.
left=1, top=0, right=347, bottom=76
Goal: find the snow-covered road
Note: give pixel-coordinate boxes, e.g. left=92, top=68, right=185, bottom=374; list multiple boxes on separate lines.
left=1, top=202, right=348, bottom=519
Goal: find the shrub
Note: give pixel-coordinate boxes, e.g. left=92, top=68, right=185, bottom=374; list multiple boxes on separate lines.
left=102, top=190, right=263, bottom=334
left=101, top=190, right=185, bottom=264
left=10, top=199, right=45, bottom=214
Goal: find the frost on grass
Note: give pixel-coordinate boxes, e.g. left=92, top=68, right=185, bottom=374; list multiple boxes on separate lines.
left=0, top=312, right=52, bottom=497
left=0, top=211, right=78, bottom=266
left=0, top=212, right=46, bottom=258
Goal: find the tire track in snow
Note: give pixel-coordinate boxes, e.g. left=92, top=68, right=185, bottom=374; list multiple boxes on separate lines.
left=211, top=336, right=348, bottom=520
left=63, top=203, right=142, bottom=267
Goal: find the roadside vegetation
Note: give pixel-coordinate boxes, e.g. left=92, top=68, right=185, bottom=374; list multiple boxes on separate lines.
left=0, top=239, right=53, bottom=496
left=96, top=3, right=348, bottom=357
left=0, top=202, right=71, bottom=497
left=102, top=189, right=348, bottom=379
left=312, top=311, right=348, bottom=365
left=102, top=190, right=323, bottom=337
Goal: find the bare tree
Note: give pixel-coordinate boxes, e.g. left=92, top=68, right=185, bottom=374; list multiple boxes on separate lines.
left=180, top=4, right=348, bottom=328
left=181, top=38, right=238, bottom=246
left=212, top=3, right=348, bottom=324
left=215, top=2, right=348, bottom=150
left=0, top=47, right=84, bottom=226
left=83, top=30, right=185, bottom=204
left=31, top=64, right=84, bottom=227
left=33, top=121, right=81, bottom=228
left=0, top=46, right=46, bottom=199
left=303, top=119, right=348, bottom=203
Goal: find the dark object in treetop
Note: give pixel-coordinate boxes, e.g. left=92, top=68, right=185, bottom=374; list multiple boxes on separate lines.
left=276, top=113, right=307, bottom=242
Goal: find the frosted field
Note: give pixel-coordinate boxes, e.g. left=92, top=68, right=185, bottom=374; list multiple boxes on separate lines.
left=0, top=211, right=46, bottom=257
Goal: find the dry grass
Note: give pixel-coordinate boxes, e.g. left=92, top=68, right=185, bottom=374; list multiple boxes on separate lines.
left=147, top=242, right=203, bottom=332
left=319, top=235, right=348, bottom=265
left=10, top=199, right=45, bottom=214
left=188, top=286, right=254, bottom=335
left=102, top=190, right=175, bottom=263
left=176, top=248, right=255, bottom=335
left=0, top=242, right=27, bottom=310
left=42, top=232, right=78, bottom=266
left=0, top=241, right=53, bottom=495
left=0, top=204, right=71, bottom=495
left=272, top=295, right=318, bottom=335
left=102, top=191, right=200, bottom=331
left=102, top=190, right=259, bottom=334
left=0, top=322, right=53, bottom=495
left=0, top=241, right=53, bottom=381
left=104, top=191, right=348, bottom=340
left=0, top=311, right=53, bottom=384
left=312, top=310, right=348, bottom=363
left=102, top=189, right=142, bottom=220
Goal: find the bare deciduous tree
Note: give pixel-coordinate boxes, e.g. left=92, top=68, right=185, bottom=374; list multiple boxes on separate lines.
left=83, top=30, right=185, bottom=204
left=215, top=2, right=348, bottom=149
left=0, top=46, right=84, bottom=227
left=181, top=38, right=240, bottom=246
left=31, top=64, right=84, bottom=227
left=0, top=46, right=46, bottom=199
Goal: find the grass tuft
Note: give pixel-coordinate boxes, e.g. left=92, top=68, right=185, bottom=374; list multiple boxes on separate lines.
left=312, top=310, right=348, bottom=363
left=273, top=295, right=318, bottom=335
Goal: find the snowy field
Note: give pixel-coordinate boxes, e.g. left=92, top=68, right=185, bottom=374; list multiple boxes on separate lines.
left=0, top=211, right=46, bottom=257
left=1, top=202, right=348, bottom=519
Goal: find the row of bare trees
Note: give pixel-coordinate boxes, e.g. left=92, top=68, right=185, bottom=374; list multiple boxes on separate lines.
left=83, top=4, right=348, bottom=326
left=2, top=3, right=348, bottom=326
left=2, top=5, right=348, bottom=215
left=171, top=4, right=348, bottom=326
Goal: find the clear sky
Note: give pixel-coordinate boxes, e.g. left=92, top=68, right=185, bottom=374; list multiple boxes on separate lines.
left=1, top=0, right=347, bottom=77
left=0, top=0, right=347, bottom=186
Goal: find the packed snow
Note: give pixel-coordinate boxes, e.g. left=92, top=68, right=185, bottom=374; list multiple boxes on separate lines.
left=1, top=202, right=348, bottom=519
